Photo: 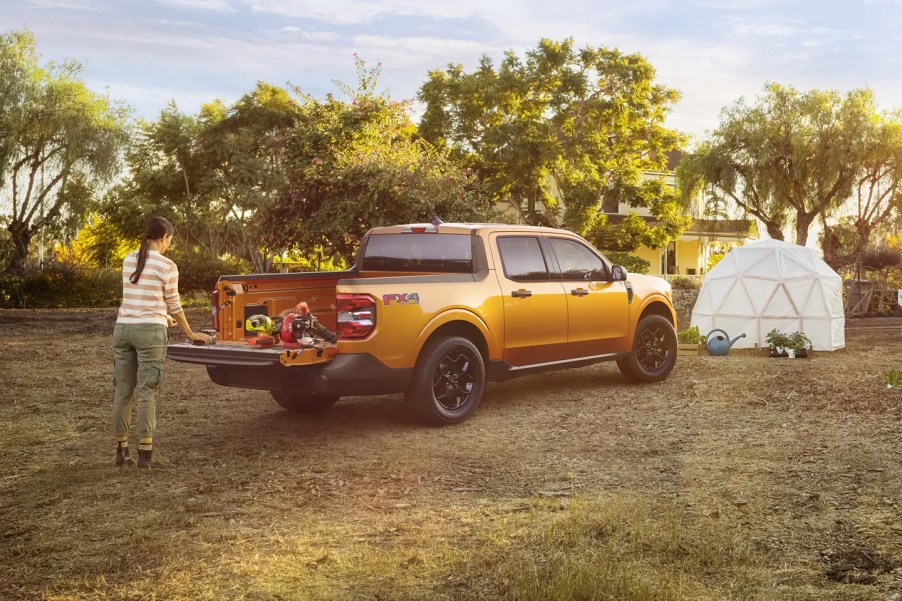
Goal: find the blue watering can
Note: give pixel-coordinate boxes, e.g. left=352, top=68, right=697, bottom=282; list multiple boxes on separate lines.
left=705, top=329, right=746, bottom=356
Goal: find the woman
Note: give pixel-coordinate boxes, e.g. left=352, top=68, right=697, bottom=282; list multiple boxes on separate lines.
left=112, top=216, right=210, bottom=468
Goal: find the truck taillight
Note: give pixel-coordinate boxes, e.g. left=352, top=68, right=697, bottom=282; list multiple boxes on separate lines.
left=211, top=289, right=220, bottom=330
left=336, top=294, right=376, bottom=339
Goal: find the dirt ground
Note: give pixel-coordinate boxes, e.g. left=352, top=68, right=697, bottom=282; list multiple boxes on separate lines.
left=1, top=309, right=901, bottom=600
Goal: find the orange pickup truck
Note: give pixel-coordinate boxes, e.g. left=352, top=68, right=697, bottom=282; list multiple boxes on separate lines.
left=167, top=222, right=678, bottom=425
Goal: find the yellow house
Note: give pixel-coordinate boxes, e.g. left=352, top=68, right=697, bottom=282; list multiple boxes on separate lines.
left=608, top=215, right=759, bottom=276
left=604, top=151, right=758, bottom=277
left=496, top=150, right=759, bottom=276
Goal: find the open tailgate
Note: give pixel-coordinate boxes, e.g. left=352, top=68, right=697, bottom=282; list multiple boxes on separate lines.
left=167, top=340, right=337, bottom=368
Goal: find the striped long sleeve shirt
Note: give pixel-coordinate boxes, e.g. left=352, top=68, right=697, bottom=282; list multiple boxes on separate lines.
left=117, top=249, right=183, bottom=326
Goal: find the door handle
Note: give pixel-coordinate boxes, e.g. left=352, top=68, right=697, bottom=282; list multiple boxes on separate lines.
left=511, top=289, right=532, bottom=298
left=570, top=288, right=589, bottom=297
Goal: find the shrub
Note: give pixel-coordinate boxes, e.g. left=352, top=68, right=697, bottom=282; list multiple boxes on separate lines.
left=0, top=266, right=121, bottom=309
left=669, top=275, right=701, bottom=289
left=603, top=251, right=650, bottom=275
left=167, top=250, right=252, bottom=293
left=677, top=325, right=704, bottom=344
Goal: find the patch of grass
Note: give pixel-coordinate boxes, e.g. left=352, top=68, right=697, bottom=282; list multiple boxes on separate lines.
left=461, top=495, right=769, bottom=601
left=45, top=495, right=771, bottom=600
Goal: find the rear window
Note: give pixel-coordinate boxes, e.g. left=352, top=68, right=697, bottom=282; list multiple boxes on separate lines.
left=362, top=234, right=474, bottom=273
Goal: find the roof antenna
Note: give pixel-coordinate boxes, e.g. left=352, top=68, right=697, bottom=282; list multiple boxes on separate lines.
left=431, top=215, right=444, bottom=226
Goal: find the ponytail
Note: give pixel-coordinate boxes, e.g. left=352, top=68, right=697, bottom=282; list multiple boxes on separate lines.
left=130, top=216, right=174, bottom=284
left=130, top=238, right=150, bottom=284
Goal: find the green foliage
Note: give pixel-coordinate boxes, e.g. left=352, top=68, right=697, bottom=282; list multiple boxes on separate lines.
left=419, top=38, right=690, bottom=249
left=787, top=331, right=812, bottom=352
left=669, top=275, right=700, bottom=290
left=0, top=266, right=120, bottom=308
left=103, top=84, right=300, bottom=274
left=274, top=251, right=348, bottom=273
left=0, top=226, right=12, bottom=269
left=677, top=325, right=703, bottom=344
left=166, top=247, right=251, bottom=293
left=765, top=329, right=811, bottom=353
left=0, top=29, right=129, bottom=272
left=51, top=214, right=132, bottom=269
left=706, top=241, right=739, bottom=272
left=602, top=251, right=650, bottom=274
left=820, top=218, right=861, bottom=269
left=104, top=58, right=494, bottom=270
left=264, top=62, right=498, bottom=262
left=844, top=112, right=902, bottom=255
left=678, top=83, right=877, bottom=245
left=765, top=329, right=789, bottom=349
left=887, top=369, right=902, bottom=388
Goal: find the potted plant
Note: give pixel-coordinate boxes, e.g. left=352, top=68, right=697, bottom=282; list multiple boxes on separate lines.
left=677, top=325, right=704, bottom=356
left=765, top=329, right=789, bottom=357
left=787, top=331, right=812, bottom=358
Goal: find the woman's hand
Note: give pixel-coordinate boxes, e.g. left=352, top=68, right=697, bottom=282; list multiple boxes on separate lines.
left=189, top=331, right=213, bottom=344
left=166, top=315, right=177, bottom=327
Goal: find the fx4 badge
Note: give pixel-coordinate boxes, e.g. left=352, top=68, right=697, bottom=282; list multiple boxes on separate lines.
left=383, top=292, right=420, bottom=306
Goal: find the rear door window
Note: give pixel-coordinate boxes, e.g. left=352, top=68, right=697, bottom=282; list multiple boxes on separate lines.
left=497, top=237, right=550, bottom=281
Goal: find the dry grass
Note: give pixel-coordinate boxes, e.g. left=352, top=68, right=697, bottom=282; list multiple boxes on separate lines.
left=1, top=310, right=901, bottom=600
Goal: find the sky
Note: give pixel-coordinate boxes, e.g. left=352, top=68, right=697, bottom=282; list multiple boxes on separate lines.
left=2, top=0, right=902, bottom=142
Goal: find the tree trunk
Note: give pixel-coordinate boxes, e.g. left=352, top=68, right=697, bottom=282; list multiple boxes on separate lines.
left=5, top=221, right=33, bottom=273
left=795, top=212, right=815, bottom=246
left=854, top=219, right=873, bottom=256
left=763, top=220, right=784, bottom=241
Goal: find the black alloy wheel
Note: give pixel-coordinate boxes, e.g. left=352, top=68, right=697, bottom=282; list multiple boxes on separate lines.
left=636, top=323, right=671, bottom=372
left=617, top=314, right=677, bottom=382
left=406, top=335, right=486, bottom=425
left=432, top=350, right=476, bottom=411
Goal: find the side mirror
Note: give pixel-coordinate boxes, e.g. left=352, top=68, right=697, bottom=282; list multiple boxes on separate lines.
left=611, top=265, right=628, bottom=281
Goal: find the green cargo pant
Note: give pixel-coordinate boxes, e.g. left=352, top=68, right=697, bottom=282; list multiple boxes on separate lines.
left=112, top=323, right=169, bottom=450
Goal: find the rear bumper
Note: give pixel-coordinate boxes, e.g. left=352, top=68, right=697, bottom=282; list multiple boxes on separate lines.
left=167, top=343, right=413, bottom=396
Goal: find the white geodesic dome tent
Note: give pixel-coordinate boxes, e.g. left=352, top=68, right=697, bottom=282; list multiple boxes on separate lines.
left=691, top=239, right=845, bottom=351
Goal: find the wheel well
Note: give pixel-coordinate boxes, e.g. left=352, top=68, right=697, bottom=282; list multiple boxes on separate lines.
left=422, top=321, right=488, bottom=362
left=640, top=301, right=675, bottom=328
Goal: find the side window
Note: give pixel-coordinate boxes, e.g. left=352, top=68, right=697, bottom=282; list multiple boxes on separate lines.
left=497, top=237, right=550, bottom=281
left=549, top=238, right=607, bottom=281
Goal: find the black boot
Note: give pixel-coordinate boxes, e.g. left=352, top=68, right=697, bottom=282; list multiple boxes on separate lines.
left=137, top=449, right=152, bottom=469
left=116, top=443, right=132, bottom=467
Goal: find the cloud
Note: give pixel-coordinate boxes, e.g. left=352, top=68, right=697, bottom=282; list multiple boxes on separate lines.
left=9, top=0, right=902, bottom=139
left=153, top=0, right=237, bottom=12
left=25, top=0, right=102, bottom=10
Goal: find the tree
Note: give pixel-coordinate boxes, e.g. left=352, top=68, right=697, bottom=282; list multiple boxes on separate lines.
left=107, top=59, right=493, bottom=270
left=845, top=112, right=902, bottom=254
left=266, top=58, right=498, bottom=261
left=418, top=38, right=689, bottom=247
left=678, top=83, right=874, bottom=245
left=0, top=30, right=128, bottom=272
left=104, top=83, right=303, bottom=273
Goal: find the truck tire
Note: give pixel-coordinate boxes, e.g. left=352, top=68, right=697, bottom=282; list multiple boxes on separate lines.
left=617, top=314, right=677, bottom=382
left=270, top=391, right=339, bottom=413
left=405, top=335, right=486, bottom=426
